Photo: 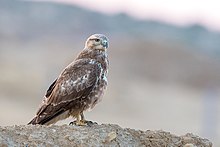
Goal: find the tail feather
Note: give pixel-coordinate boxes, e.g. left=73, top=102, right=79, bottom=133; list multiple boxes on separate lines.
left=27, top=117, right=38, bottom=125
left=27, top=109, right=66, bottom=125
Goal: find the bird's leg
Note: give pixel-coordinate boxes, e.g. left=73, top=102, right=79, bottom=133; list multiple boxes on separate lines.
left=80, top=112, right=97, bottom=126
left=69, top=112, right=97, bottom=126
left=69, top=113, right=87, bottom=126
left=75, top=113, right=87, bottom=126
left=76, top=113, right=87, bottom=126
left=80, top=112, right=86, bottom=123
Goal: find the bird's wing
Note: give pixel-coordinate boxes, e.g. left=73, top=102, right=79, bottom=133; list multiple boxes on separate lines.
left=28, top=59, right=101, bottom=124
left=45, top=79, right=57, bottom=98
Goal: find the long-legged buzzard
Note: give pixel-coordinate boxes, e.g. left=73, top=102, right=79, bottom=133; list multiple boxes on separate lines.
left=28, top=34, right=109, bottom=126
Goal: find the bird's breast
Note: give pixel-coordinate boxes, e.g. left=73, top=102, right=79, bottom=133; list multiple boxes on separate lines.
left=84, top=65, right=108, bottom=111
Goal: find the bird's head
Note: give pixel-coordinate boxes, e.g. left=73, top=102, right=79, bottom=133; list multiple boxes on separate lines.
left=85, top=34, right=109, bottom=51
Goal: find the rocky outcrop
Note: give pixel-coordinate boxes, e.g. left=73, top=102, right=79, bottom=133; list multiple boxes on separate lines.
left=0, top=124, right=212, bottom=147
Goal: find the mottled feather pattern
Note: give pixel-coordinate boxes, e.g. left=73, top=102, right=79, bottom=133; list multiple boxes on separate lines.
left=28, top=34, right=109, bottom=125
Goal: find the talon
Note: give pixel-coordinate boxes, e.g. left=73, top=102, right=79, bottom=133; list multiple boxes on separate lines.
left=69, top=120, right=87, bottom=126
left=69, top=121, right=74, bottom=125
left=85, top=120, right=98, bottom=126
left=69, top=112, right=97, bottom=126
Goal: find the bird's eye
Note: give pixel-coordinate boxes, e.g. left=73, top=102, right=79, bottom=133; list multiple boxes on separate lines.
left=95, top=39, right=100, bottom=42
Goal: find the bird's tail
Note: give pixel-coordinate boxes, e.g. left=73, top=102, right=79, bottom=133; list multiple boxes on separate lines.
left=27, top=117, right=38, bottom=125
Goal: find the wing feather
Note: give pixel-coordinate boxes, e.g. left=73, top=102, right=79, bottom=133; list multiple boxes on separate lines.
left=29, top=59, right=101, bottom=125
left=45, top=79, right=57, bottom=98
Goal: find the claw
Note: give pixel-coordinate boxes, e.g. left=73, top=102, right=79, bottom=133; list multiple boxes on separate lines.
left=85, top=120, right=98, bottom=126
left=69, top=121, right=74, bottom=125
left=69, top=112, right=98, bottom=126
left=69, top=120, right=97, bottom=126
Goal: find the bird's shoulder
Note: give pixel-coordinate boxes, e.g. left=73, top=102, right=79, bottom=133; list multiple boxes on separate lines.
left=58, top=58, right=102, bottom=82
left=44, top=58, right=102, bottom=102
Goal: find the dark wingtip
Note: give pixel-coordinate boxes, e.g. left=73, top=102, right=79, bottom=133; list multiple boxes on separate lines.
left=27, top=117, right=37, bottom=125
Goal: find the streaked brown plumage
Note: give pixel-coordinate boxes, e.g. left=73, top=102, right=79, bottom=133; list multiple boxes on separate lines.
left=28, top=34, right=109, bottom=125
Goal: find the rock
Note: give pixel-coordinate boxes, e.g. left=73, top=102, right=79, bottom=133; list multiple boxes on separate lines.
left=0, top=124, right=212, bottom=147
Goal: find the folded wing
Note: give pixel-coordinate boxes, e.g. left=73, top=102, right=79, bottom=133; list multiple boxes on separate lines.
left=28, top=59, right=101, bottom=125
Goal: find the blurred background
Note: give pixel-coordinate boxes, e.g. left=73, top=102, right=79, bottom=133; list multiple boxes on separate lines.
left=0, top=0, right=220, bottom=145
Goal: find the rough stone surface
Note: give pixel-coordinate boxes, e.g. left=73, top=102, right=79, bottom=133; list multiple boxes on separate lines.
left=0, top=124, right=212, bottom=147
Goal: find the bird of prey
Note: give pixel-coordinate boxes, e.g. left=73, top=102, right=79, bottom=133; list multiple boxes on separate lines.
left=28, top=34, right=109, bottom=126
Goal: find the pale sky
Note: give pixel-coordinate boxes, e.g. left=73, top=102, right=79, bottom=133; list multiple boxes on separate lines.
left=34, top=0, right=220, bottom=31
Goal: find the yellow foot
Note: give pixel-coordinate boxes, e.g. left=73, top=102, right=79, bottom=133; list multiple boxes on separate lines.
left=69, top=113, right=98, bottom=126
left=76, top=120, right=87, bottom=126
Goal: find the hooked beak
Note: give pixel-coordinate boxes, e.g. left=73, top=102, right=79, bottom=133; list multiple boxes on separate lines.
left=102, top=40, right=108, bottom=48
